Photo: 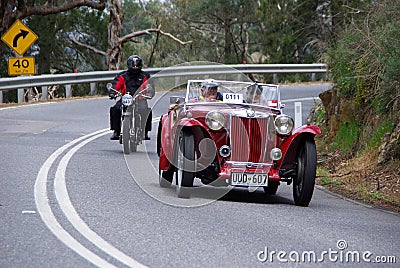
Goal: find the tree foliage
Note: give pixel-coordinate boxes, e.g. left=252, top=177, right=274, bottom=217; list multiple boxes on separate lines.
left=0, top=0, right=106, bottom=45
left=1, top=0, right=392, bottom=79
left=29, top=8, right=108, bottom=74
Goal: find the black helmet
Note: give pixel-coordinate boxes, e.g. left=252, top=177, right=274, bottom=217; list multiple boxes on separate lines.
left=127, top=55, right=143, bottom=69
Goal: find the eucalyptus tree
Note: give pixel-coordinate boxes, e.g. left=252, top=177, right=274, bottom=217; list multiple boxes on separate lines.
left=169, top=0, right=261, bottom=64
left=69, top=0, right=191, bottom=70
left=27, top=8, right=108, bottom=74
left=0, top=0, right=190, bottom=74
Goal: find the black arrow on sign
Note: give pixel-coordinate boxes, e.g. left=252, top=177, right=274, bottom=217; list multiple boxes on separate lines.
left=13, top=29, right=29, bottom=47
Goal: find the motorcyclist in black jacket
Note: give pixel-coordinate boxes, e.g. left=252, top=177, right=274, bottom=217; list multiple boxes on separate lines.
left=109, top=55, right=155, bottom=140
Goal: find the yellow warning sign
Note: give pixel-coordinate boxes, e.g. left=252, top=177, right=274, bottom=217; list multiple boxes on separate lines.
left=1, top=19, right=38, bottom=56
left=8, top=57, right=35, bottom=76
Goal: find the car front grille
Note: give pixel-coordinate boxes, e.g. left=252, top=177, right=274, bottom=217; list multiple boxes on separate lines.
left=230, top=116, right=271, bottom=163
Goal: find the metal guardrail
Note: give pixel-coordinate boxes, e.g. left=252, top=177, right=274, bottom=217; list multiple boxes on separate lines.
left=0, top=64, right=327, bottom=91
left=0, top=64, right=327, bottom=103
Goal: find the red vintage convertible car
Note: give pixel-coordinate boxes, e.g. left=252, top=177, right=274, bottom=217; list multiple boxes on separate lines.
left=157, top=79, right=321, bottom=206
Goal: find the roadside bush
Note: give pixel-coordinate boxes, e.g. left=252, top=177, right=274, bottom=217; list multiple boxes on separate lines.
left=331, top=118, right=360, bottom=154
left=365, top=117, right=393, bottom=149
left=327, top=0, right=400, bottom=114
left=324, top=0, right=400, bottom=158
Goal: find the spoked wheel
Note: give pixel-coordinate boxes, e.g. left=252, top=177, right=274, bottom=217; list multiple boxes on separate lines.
left=293, top=139, right=317, bottom=206
left=159, top=170, right=173, bottom=188
left=263, top=181, right=279, bottom=195
left=175, top=130, right=195, bottom=198
left=122, top=116, right=131, bottom=154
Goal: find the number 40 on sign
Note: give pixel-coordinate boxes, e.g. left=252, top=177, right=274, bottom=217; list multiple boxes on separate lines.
left=8, top=56, right=35, bottom=76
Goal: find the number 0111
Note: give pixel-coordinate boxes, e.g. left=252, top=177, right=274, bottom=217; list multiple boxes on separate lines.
left=8, top=57, right=35, bottom=76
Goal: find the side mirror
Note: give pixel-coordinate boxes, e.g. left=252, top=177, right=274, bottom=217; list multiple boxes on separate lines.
left=280, top=103, right=286, bottom=109
left=170, top=96, right=185, bottom=105
left=106, top=83, right=112, bottom=90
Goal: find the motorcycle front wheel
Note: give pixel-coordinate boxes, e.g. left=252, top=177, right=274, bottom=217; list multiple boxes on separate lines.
left=122, top=115, right=135, bottom=154
left=130, top=114, right=137, bottom=152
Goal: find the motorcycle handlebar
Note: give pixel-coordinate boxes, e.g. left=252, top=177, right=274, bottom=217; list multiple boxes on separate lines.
left=108, top=85, right=151, bottom=101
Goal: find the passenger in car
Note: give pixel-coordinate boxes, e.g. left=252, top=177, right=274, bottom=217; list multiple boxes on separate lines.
left=245, top=85, right=262, bottom=104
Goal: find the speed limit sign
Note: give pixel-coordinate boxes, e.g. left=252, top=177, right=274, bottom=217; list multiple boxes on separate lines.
left=8, top=56, right=35, bottom=76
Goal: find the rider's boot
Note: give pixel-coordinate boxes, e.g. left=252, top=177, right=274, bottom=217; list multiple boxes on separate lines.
left=145, top=131, right=150, bottom=140
left=110, top=130, right=120, bottom=140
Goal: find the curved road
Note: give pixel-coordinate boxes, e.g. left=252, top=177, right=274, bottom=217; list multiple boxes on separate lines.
left=1, top=84, right=398, bottom=267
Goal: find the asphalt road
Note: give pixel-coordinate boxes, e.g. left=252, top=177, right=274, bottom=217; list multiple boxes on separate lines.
left=1, top=83, right=398, bottom=267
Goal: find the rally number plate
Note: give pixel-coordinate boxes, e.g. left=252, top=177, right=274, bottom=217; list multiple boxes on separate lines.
left=231, top=172, right=268, bottom=186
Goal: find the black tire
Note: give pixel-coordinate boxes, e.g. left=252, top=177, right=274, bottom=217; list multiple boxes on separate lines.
left=293, top=139, right=317, bottom=206
left=156, top=120, right=162, bottom=157
left=263, top=181, right=279, bottom=195
left=159, top=170, right=173, bottom=188
left=122, top=117, right=131, bottom=154
left=130, top=115, right=137, bottom=152
left=175, top=130, right=195, bottom=198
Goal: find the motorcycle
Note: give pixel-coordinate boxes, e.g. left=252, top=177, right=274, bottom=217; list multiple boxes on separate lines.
left=107, top=83, right=151, bottom=154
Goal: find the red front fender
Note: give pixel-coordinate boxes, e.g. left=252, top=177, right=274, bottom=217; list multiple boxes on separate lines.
left=159, top=116, right=210, bottom=171
left=179, top=117, right=206, bottom=128
left=278, top=125, right=321, bottom=169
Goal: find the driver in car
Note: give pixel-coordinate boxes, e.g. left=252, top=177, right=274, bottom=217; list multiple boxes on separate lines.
left=200, top=82, right=223, bottom=101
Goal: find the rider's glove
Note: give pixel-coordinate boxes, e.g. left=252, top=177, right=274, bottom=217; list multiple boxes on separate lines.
left=109, top=91, right=116, bottom=99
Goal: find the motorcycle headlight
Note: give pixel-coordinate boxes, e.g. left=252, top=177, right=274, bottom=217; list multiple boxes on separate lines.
left=206, top=110, right=226, bottom=130
left=274, top=115, right=294, bottom=135
left=121, top=94, right=133, bottom=106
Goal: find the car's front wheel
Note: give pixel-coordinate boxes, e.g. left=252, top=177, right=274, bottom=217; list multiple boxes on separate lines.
left=293, top=139, right=316, bottom=206
left=175, top=130, right=195, bottom=198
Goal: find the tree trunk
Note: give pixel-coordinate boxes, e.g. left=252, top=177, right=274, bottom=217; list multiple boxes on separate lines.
left=106, top=0, right=124, bottom=71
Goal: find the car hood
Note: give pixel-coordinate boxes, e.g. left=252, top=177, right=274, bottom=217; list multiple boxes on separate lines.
left=185, top=103, right=279, bottom=118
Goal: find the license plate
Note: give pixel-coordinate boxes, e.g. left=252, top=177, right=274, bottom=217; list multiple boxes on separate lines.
left=231, top=172, right=268, bottom=186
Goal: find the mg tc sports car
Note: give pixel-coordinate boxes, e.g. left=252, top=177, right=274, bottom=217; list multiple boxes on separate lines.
left=156, top=79, right=321, bottom=206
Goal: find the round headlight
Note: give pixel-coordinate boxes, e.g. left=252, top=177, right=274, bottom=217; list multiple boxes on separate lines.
left=206, top=110, right=226, bottom=130
left=121, top=94, right=133, bottom=106
left=274, top=115, right=294, bottom=135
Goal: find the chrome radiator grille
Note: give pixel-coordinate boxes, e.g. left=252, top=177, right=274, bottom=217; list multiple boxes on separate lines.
left=230, top=116, right=270, bottom=163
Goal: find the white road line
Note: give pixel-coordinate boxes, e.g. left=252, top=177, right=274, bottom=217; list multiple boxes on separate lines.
left=283, top=97, right=320, bottom=103
left=34, top=129, right=117, bottom=268
left=54, top=131, right=146, bottom=268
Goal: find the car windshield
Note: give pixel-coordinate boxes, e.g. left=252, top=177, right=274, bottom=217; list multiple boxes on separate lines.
left=186, top=79, right=280, bottom=108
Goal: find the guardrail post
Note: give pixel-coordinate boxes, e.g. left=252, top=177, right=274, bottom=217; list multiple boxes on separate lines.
left=0, top=91, right=3, bottom=103
left=41, top=86, right=48, bottom=100
left=90, top=83, right=97, bottom=96
left=18, top=89, right=24, bottom=103
left=273, top=74, right=278, bottom=84
left=294, top=102, right=302, bottom=129
left=65, top=84, right=72, bottom=98
left=175, top=76, right=180, bottom=86
left=311, top=73, right=316, bottom=82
